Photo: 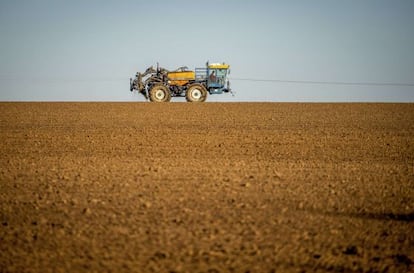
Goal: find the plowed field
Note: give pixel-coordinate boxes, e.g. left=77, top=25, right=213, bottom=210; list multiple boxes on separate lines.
left=1, top=102, right=413, bottom=273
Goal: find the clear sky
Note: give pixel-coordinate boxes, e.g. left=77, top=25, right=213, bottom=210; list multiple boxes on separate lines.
left=1, top=0, right=413, bottom=102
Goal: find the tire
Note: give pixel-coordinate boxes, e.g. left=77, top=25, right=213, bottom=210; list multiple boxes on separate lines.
left=149, top=84, right=171, bottom=102
left=186, top=84, right=208, bottom=102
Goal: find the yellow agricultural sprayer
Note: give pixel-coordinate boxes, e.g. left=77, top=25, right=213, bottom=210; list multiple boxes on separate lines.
left=130, top=62, right=231, bottom=102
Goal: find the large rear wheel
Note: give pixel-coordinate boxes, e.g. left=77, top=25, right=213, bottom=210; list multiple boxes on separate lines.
left=149, top=84, right=171, bottom=102
left=186, top=84, right=207, bottom=102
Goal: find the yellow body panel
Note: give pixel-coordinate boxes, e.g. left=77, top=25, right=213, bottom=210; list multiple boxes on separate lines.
left=167, top=71, right=195, bottom=86
left=208, top=64, right=230, bottom=69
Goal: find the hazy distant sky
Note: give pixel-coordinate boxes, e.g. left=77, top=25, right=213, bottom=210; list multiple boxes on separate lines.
left=1, top=0, right=413, bottom=102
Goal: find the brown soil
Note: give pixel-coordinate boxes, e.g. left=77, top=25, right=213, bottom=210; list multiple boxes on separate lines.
left=1, top=102, right=413, bottom=273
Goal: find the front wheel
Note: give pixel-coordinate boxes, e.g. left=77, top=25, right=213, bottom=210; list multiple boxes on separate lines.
left=149, top=84, right=171, bottom=102
left=186, top=84, right=207, bottom=102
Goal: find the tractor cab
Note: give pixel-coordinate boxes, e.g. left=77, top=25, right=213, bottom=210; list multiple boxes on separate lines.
left=206, top=63, right=230, bottom=94
left=194, top=62, right=231, bottom=95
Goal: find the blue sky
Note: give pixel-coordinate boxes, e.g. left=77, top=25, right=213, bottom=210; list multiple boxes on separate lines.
left=0, top=0, right=413, bottom=102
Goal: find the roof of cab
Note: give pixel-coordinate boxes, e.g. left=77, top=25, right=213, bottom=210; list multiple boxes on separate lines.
left=208, top=63, right=230, bottom=69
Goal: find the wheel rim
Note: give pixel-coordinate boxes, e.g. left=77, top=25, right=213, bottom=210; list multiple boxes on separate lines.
left=155, top=89, right=165, bottom=100
left=191, top=89, right=202, bottom=100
